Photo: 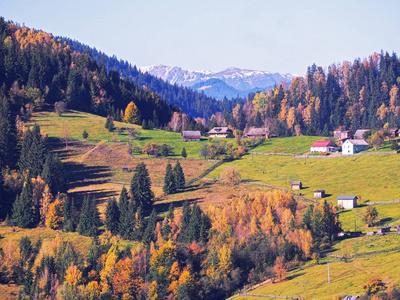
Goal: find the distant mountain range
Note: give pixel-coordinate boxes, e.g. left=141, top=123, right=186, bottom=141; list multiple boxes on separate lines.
left=139, top=65, right=296, bottom=99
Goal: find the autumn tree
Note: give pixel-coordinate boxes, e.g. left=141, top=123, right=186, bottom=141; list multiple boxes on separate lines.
left=54, top=101, right=67, bottom=116
left=112, top=257, right=143, bottom=299
left=273, top=256, right=287, bottom=281
left=220, top=166, right=241, bottom=185
left=363, top=206, right=378, bottom=227
left=143, top=142, right=161, bottom=157
left=199, top=144, right=209, bottom=159
left=65, top=263, right=82, bottom=287
left=124, top=101, right=141, bottom=124
left=45, top=197, right=64, bottom=229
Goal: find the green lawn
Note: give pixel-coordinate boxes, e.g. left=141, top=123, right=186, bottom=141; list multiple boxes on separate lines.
left=237, top=234, right=400, bottom=300
left=206, top=153, right=400, bottom=231
left=31, top=110, right=210, bottom=158
left=251, top=136, right=326, bottom=154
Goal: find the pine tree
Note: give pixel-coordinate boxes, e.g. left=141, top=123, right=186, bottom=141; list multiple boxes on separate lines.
left=163, top=163, right=176, bottom=195
left=118, top=186, right=134, bottom=239
left=78, top=196, right=101, bottom=237
left=178, top=201, right=191, bottom=243
left=0, top=95, right=18, bottom=170
left=63, top=196, right=77, bottom=232
left=130, top=162, right=154, bottom=215
left=41, top=153, right=68, bottom=196
left=105, top=197, right=120, bottom=235
left=86, top=237, right=101, bottom=273
left=181, top=147, right=187, bottom=159
left=187, top=203, right=202, bottom=242
left=173, top=161, right=185, bottom=190
left=105, top=115, right=114, bottom=132
left=18, top=124, right=46, bottom=177
left=142, top=209, right=157, bottom=246
left=12, top=178, right=35, bottom=228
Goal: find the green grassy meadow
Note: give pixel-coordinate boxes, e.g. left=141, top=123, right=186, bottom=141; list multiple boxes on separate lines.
left=251, top=135, right=327, bottom=154
left=31, top=110, right=209, bottom=158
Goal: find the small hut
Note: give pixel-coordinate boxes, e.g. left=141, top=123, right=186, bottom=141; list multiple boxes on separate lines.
left=337, top=196, right=357, bottom=209
left=291, top=181, right=302, bottom=190
left=314, top=190, right=325, bottom=198
left=122, top=166, right=129, bottom=172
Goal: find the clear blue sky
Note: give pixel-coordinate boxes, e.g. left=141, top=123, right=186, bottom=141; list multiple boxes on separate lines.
left=2, top=0, right=400, bottom=75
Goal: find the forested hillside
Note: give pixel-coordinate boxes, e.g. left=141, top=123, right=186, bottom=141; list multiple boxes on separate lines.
left=217, top=52, right=400, bottom=136
left=62, top=38, right=244, bottom=119
left=0, top=18, right=176, bottom=126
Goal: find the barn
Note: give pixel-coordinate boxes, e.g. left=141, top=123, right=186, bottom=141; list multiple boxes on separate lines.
left=310, top=140, right=338, bottom=153
left=337, top=196, right=357, bottom=209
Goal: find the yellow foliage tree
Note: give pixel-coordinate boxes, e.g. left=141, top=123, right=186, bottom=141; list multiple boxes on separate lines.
left=45, top=197, right=64, bottom=229
left=148, top=281, right=158, bottom=300
left=40, top=185, right=53, bottom=225
left=65, top=263, right=82, bottom=287
left=85, top=281, right=101, bottom=300
left=124, top=101, right=141, bottom=124
left=112, top=257, right=143, bottom=299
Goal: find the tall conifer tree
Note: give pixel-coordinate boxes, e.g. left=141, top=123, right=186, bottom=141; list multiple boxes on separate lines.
left=163, top=163, right=176, bottom=195
left=12, top=178, right=35, bottom=228
left=173, top=161, right=185, bottom=190
left=78, top=195, right=101, bottom=237
left=105, top=197, right=120, bottom=235
left=130, top=162, right=154, bottom=215
left=118, top=186, right=133, bottom=239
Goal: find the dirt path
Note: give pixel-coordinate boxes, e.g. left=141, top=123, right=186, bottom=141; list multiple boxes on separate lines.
left=77, top=140, right=106, bottom=163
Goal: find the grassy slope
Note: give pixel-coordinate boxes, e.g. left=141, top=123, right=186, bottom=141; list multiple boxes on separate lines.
left=251, top=136, right=326, bottom=154
left=32, top=110, right=209, bottom=158
left=237, top=234, right=400, bottom=300
left=206, top=153, right=400, bottom=231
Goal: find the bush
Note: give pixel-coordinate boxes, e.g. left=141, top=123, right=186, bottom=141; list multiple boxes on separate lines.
left=82, top=130, right=89, bottom=139
left=220, top=166, right=241, bottom=185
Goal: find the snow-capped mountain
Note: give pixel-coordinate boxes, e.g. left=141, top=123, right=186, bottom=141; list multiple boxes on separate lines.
left=139, top=64, right=295, bottom=99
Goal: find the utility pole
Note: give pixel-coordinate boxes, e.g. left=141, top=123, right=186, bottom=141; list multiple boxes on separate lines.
left=276, top=169, right=278, bottom=180
left=244, top=284, right=247, bottom=300
left=327, top=262, right=330, bottom=283
left=304, top=155, right=306, bottom=165
left=354, top=219, right=357, bottom=232
left=263, top=165, right=265, bottom=174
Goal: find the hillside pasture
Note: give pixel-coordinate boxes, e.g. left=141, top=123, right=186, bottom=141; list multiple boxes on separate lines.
left=206, top=153, right=400, bottom=231
left=237, top=234, right=400, bottom=300
left=250, top=135, right=326, bottom=154
left=31, top=110, right=209, bottom=158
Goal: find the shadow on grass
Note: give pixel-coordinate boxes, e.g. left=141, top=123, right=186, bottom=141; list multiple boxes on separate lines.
left=154, top=198, right=203, bottom=214
left=65, top=163, right=113, bottom=187
left=69, top=189, right=117, bottom=210
left=286, top=272, right=305, bottom=281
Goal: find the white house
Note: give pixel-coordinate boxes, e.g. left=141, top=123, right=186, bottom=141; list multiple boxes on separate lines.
left=310, top=140, right=338, bottom=153
left=342, top=139, right=369, bottom=154
left=208, top=127, right=233, bottom=138
left=337, top=196, right=357, bottom=209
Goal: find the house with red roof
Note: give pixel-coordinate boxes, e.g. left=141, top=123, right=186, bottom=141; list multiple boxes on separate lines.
left=310, top=140, right=338, bottom=153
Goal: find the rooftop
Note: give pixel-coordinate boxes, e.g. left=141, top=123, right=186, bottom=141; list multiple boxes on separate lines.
left=344, top=139, right=369, bottom=146
left=337, top=196, right=357, bottom=200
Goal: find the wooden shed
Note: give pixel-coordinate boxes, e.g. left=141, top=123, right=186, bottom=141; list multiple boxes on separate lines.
left=337, top=196, right=357, bottom=209
left=314, top=190, right=325, bottom=198
left=122, top=166, right=129, bottom=172
left=291, top=181, right=302, bottom=190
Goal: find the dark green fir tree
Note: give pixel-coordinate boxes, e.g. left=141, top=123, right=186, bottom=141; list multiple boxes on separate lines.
left=177, top=201, right=191, bottom=243
left=63, top=196, right=77, bottom=232
left=12, top=178, right=35, bottom=228
left=163, top=163, right=177, bottom=195
left=130, top=162, right=154, bottom=215
left=118, top=186, right=133, bottom=239
left=173, top=161, right=185, bottom=190
left=78, top=195, right=101, bottom=237
left=142, top=209, right=157, bottom=246
left=41, top=153, right=68, bottom=196
left=105, top=197, right=120, bottom=235
left=181, top=147, right=187, bottom=159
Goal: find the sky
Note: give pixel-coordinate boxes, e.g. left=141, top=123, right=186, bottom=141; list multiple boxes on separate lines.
left=1, top=0, right=400, bottom=75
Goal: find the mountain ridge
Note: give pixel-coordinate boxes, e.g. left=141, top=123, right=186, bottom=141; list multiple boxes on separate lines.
left=139, top=64, right=295, bottom=99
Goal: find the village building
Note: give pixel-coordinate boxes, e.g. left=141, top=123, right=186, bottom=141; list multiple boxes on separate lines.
left=309, top=140, right=338, bottom=153
left=342, top=139, right=369, bottom=154
left=337, top=196, right=357, bottom=209
left=291, top=181, right=302, bottom=190
left=388, top=128, right=399, bottom=138
left=354, top=129, right=371, bottom=139
left=333, top=127, right=353, bottom=140
left=245, top=128, right=268, bottom=139
left=314, top=190, right=325, bottom=198
left=208, top=127, right=233, bottom=138
left=182, top=130, right=201, bottom=141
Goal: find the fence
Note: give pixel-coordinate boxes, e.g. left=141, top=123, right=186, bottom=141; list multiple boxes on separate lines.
left=324, top=246, right=400, bottom=260
left=185, top=160, right=224, bottom=186
left=250, top=152, right=296, bottom=156
left=238, top=293, right=304, bottom=300
left=295, top=151, right=397, bottom=159
left=366, top=199, right=400, bottom=205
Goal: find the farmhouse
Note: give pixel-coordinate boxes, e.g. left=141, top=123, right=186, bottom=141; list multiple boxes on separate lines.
left=309, top=140, right=338, bottom=153
left=291, top=181, right=302, bottom=190
left=208, top=127, right=233, bottom=138
left=389, top=128, right=399, bottom=138
left=337, top=196, right=357, bottom=209
left=342, top=139, right=369, bottom=154
left=333, top=128, right=353, bottom=140
left=245, top=128, right=268, bottom=139
left=354, top=129, right=371, bottom=139
left=182, top=130, right=201, bottom=141
left=314, top=190, right=325, bottom=198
